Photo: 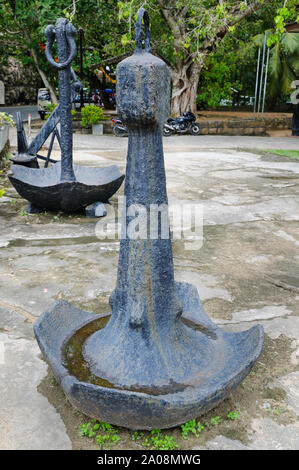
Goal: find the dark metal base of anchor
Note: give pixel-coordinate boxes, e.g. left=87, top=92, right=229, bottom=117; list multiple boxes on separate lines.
left=8, top=162, right=124, bottom=213
left=292, top=104, right=299, bottom=136
left=26, top=202, right=45, bottom=214
left=34, top=281, right=264, bottom=430
left=10, top=153, right=39, bottom=169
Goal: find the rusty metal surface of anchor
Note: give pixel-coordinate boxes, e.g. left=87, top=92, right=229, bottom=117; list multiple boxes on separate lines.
left=34, top=8, right=264, bottom=429
left=8, top=18, right=124, bottom=214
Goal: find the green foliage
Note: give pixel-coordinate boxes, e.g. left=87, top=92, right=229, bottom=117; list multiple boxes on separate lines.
left=180, top=411, right=240, bottom=439
left=0, top=188, right=6, bottom=199
left=227, top=410, right=240, bottom=420
left=96, top=433, right=120, bottom=448
left=77, top=409, right=245, bottom=450
left=197, top=56, right=242, bottom=108
left=131, top=429, right=178, bottom=450
left=132, top=431, right=144, bottom=441
left=79, top=419, right=120, bottom=449
left=181, top=419, right=204, bottom=439
left=267, top=1, right=298, bottom=46
left=150, top=434, right=178, bottom=450
left=195, top=1, right=291, bottom=108
left=45, top=103, right=58, bottom=120
left=0, top=113, right=15, bottom=128
left=0, top=0, right=294, bottom=111
left=0, top=0, right=121, bottom=100
left=253, top=31, right=299, bottom=103
left=81, top=105, right=104, bottom=127
left=147, top=429, right=178, bottom=450
left=210, top=415, right=221, bottom=426
left=266, top=149, right=299, bottom=159
left=0, top=149, right=11, bottom=170
left=79, top=422, right=97, bottom=438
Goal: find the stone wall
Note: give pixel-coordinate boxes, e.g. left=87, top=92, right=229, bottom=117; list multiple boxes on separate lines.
left=0, top=57, right=41, bottom=105
left=0, top=81, right=4, bottom=105
left=72, top=119, right=113, bottom=134
left=73, top=116, right=292, bottom=136
left=199, top=116, right=292, bottom=136
left=37, top=114, right=292, bottom=136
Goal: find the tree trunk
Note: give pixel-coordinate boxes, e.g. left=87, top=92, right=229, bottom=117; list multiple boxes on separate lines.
left=30, top=47, right=58, bottom=104
left=170, top=65, right=200, bottom=117
left=22, top=28, right=58, bottom=104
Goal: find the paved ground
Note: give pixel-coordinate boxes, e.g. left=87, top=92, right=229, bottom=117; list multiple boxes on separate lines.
left=7, top=125, right=299, bottom=151
left=0, top=130, right=298, bottom=449
left=1, top=105, right=40, bottom=123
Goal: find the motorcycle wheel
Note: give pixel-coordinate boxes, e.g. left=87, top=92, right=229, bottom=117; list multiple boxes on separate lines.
left=163, top=127, right=173, bottom=137
left=190, top=123, right=201, bottom=135
left=113, top=126, right=128, bottom=137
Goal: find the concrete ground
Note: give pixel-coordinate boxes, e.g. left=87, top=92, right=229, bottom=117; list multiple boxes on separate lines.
left=0, top=129, right=298, bottom=450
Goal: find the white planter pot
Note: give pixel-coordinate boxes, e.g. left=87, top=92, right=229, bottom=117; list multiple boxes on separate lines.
left=0, top=125, right=9, bottom=153
left=92, top=123, right=103, bottom=136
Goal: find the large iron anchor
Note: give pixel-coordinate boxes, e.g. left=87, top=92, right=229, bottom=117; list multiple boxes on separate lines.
left=45, top=18, right=77, bottom=182
left=8, top=17, right=124, bottom=214
left=11, top=19, right=81, bottom=170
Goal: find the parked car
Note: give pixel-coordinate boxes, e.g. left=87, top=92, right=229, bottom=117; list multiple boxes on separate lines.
left=37, top=88, right=51, bottom=120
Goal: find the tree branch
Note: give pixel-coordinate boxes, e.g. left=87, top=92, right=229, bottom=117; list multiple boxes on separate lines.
left=200, top=0, right=271, bottom=54
left=90, top=48, right=173, bottom=69
left=91, top=52, right=131, bottom=68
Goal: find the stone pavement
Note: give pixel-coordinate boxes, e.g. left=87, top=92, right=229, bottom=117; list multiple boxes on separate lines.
left=8, top=126, right=299, bottom=151
left=0, top=131, right=298, bottom=449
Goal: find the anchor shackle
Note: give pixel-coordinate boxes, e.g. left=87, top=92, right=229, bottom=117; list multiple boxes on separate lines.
left=134, top=7, right=151, bottom=54
left=45, top=18, right=77, bottom=70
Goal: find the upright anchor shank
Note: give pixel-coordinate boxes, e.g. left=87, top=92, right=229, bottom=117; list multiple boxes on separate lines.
left=45, top=18, right=77, bottom=182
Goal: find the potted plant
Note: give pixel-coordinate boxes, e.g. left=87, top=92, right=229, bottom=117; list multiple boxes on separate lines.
left=0, top=112, right=14, bottom=153
left=81, top=105, right=105, bottom=135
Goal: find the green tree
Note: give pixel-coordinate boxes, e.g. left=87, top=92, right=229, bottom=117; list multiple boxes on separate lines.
left=113, top=1, right=276, bottom=115
left=0, top=0, right=121, bottom=103
left=0, top=1, right=75, bottom=102
left=253, top=32, right=299, bottom=106
left=195, top=1, right=291, bottom=109
left=1, top=0, right=297, bottom=112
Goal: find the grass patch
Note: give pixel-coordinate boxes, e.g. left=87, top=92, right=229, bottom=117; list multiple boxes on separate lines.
left=266, top=149, right=299, bottom=159
left=78, top=411, right=243, bottom=450
left=79, top=420, right=120, bottom=449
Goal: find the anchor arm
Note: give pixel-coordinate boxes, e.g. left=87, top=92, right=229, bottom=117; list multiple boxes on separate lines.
left=70, top=67, right=82, bottom=99
left=27, top=104, right=60, bottom=156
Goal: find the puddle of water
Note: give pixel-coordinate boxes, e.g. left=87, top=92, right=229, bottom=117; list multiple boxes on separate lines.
left=259, top=175, right=299, bottom=180
left=63, top=316, right=190, bottom=396
left=6, top=236, right=108, bottom=248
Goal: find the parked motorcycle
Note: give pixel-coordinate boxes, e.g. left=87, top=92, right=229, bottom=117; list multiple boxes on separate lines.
left=163, top=111, right=201, bottom=136
left=112, top=111, right=201, bottom=137
left=112, top=118, right=128, bottom=137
